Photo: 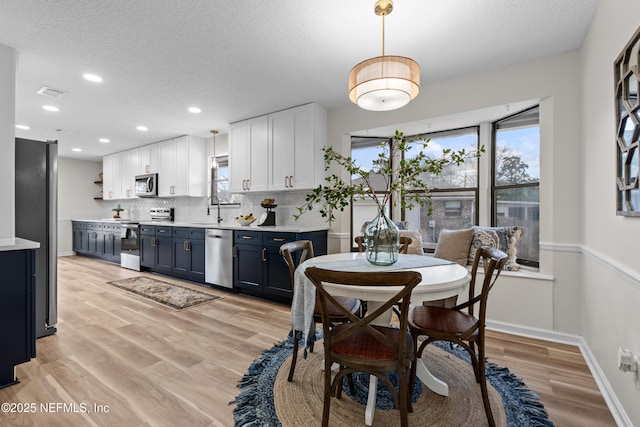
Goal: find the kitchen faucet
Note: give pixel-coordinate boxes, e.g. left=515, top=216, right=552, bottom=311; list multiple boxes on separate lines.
left=208, top=195, right=223, bottom=223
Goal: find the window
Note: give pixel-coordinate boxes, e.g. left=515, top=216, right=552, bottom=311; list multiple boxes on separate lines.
left=209, top=156, right=240, bottom=204
left=349, top=105, right=540, bottom=267
left=350, top=137, right=391, bottom=247
left=492, top=106, right=540, bottom=266
left=402, top=128, right=480, bottom=252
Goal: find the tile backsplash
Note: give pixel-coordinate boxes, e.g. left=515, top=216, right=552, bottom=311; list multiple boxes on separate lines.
left=99, top=191, right=327, bottom=228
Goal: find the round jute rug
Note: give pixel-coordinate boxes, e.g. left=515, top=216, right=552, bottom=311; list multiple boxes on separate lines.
left=274, top=345, right=506, bottom=427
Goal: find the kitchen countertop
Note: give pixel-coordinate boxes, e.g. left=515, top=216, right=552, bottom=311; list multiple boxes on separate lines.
left=0, top=238, right=40, bottom=251
left=71, top=218, right=328, bottom=233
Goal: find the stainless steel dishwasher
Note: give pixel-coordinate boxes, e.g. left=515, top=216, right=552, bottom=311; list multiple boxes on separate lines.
left=205, top=228, right=233, bottom=288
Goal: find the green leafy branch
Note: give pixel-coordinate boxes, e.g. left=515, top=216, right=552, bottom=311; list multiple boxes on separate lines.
left=295, top=130, right=484, bottom=224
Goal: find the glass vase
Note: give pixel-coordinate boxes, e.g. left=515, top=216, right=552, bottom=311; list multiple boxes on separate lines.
left=363, top=208, right=400, bottom=266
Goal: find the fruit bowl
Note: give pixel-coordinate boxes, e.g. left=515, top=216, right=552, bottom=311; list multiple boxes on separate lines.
left=235, top=216, right=256, bottom=226
left=260, top=203, right=278, bottom=209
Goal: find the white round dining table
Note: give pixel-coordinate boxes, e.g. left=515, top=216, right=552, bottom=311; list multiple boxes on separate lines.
left=290, top=252, right=470, bottom=426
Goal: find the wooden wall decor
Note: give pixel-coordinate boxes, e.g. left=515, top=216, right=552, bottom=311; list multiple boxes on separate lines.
left=615, top=26, right=640, bottom=216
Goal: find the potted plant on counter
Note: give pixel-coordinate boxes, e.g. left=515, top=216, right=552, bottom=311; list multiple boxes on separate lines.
left=295, top=130, right=483, bottom=265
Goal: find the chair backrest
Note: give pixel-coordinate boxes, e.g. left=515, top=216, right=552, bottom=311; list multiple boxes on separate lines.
left=304, top=267, right=421, bottom=356
left=461, top=246, right=508, bottom=321
left=354, top=235, right=412, bottom=254
left=280, top=240, right=314, bottom=287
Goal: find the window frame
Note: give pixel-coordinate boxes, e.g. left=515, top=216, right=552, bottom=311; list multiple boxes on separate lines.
left=491, top=105, right=540, bottom=268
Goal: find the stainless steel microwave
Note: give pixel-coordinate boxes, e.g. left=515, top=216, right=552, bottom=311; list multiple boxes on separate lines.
left=135, top=173, right=158, bottom=197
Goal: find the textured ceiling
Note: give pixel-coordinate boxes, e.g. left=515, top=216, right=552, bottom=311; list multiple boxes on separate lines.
left=0, top=0, right=598, bottom=160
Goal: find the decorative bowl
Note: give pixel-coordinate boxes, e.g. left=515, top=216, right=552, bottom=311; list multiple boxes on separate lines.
left=235, top=216, right=256, bottom=226
left=260, top=204, right=278, bottom=209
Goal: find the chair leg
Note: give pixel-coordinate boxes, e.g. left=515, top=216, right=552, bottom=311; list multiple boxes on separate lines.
left=321, top=355, right=333, bottom=427
left=287, top=330, right=300, bottom=382
left=398, top=364, right=409, bottom=427
left=478, top=339, right=495, bottom=427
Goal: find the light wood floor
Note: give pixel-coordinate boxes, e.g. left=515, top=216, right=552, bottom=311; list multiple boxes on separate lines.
left=0, top=256, right=616, bottom=427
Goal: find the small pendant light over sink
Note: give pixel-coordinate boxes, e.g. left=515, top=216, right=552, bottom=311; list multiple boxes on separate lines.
left=348, top=0, right=420, bottom=111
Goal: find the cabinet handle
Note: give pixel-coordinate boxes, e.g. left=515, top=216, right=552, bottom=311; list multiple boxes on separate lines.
left=262, top=248, right=266, bottom=262
left=184, top=240, right=189, bottom=252
left=232, top=246, right=237, bottom=258
left=241, top=235, right=254, bottom=240
left=284, top=176, right=288, bottom=188
left=273, top=237, right=286, bottom=242
left=145, top=165, right=150, bottom=173
left=289, top=175, right=293, bottom=187
left=152, top=237, right=157, bottom=247
left=108, top=191, right=112, bottom=198
left=246, top=179, right=250, bottom=191
left=158, top=229, right=166, bottom=233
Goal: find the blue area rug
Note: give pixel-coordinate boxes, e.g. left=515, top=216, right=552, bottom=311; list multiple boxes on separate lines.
left=231, top=333, right=554, bottom=426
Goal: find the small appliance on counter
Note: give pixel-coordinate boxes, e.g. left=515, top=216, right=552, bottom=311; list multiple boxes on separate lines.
left=258, top=198, right=276, bottom=226
left=150, top=208, right=174, bottom=222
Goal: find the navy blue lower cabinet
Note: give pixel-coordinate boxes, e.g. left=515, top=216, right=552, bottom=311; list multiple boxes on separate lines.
left=233, top=229, right=327, bottom=301
left=0, top=249, right=36, bottom=388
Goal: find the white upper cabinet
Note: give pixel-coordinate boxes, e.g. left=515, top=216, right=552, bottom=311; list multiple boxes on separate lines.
left=102, top=152, right=122, bottom=200
left=120, top=148, right=140, bottom=199
left=229, top=116, right=269, bottom=192
left=139, top=143, right=159, bottom=174
left=230, top=103, right=326, bottom=193
left=268, top=103, right=326, bottom=191
left=157, top=135, right=205, bottom=197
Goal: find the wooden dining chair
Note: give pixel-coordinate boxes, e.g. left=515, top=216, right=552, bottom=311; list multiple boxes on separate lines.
left=304, top=266, right=422, bottom=427
left=408, top=246, right=508, bottom=427
left=354, top=235, right=412, bottom=254
left=280, top=240, right=361, bottom=382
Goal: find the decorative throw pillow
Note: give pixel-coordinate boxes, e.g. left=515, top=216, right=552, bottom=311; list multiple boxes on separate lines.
left=399, top=230, right=425, bottom=255
left=467, top=226, right=524, bottom=271
left=433, top=228, right=475, bottom=266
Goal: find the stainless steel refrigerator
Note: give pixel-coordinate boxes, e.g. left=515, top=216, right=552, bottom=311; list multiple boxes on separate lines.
left=15, top=138, right=58, bottom=338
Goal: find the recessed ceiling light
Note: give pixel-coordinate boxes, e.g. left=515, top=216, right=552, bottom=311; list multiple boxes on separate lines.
left=15, top=124, right=30, bottom=130
left=136, top=125, right=148, bottom=131
left=99, top=138, right=110, bottom=143
left=72, top=148, right=82, bottom=152
left=43, top=105, right=59, bottom=112
left=188, top=107, right=201, bottom=114
left=83, top=73, right=103, bottom=83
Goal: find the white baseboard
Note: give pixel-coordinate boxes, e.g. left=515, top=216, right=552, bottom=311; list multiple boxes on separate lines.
left=487, top=320, right=631, bottom=427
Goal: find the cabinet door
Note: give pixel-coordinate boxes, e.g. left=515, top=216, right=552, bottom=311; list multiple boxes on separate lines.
left=173, top=135, right=189, bottom=196
left=248, top=116, right=269, bottom=192
left=155, top=235, right=173, bottom=273
left=229, top=121, right=249, bottom=193
left=121, top=148, right=140, bottom=199
left=233, top=244, right=263, bottom=290
left=140, top=234, right=155, bottom=268
left=103, top=153, right=122, bottom=200
left=263, top=245, right=293, bottom=297
left=139, top=143, right=159, bottom=174
left=291, top=104, right=318, bottom=190
left=103, top=229, right=116, bottom=259
left=268, top=109, right=295, bottom=191
left=87, top=230, right=104, bottom=255
left=172, top=238, right=191, bottom=278
left=189, top=238, right=206, bottom=283
left=158, top=139, right=176, bottom=197
left=0, top=249, right=36, bottom=387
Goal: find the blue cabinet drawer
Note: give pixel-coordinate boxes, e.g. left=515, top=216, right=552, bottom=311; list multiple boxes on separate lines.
left=188, top=228, right=205, bottom=239
left=173, top=227, right=190, bottom=238
left=155, top=226, right=172, bottom=236
left=140, top=225, right=155, bottom=235
left=263, top=232, right=296, bottom=247
left=234, top=230, right=262, bottom=245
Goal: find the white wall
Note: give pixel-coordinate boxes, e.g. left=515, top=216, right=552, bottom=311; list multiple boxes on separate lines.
left=58, top=157, right=102, bottom=255
left=0, top=44, right=15, bottom=245
left=580, top=0, right=640, bottom=425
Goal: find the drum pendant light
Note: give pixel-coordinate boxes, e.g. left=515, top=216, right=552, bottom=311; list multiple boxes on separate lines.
left=348, top=0, right=420, bottom=111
